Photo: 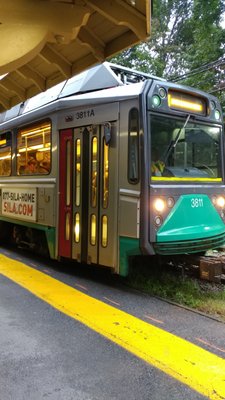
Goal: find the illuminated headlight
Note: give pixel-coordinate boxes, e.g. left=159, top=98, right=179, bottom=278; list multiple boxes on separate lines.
left=154, top=198, right=165, bottom=212
left=216, top=196, right=225, bottom=208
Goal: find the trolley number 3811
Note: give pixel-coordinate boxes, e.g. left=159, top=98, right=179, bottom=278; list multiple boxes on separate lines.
left=191, top=198, right=204, bottom=208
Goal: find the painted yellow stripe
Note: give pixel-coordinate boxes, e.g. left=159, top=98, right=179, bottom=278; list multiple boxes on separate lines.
left=152, top=177, right=222, bottom=182
left=0, top=254, right=225, bottom=399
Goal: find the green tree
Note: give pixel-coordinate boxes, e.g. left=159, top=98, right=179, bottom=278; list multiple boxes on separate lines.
left=174, top=0, right=225, bottom=93
left=111, top=0, right=192, bottom=77
left=110, top=0, right=225, bottom=99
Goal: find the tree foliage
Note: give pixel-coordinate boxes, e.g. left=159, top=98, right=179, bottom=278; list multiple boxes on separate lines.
left=110, top=0, right=225, bottom=103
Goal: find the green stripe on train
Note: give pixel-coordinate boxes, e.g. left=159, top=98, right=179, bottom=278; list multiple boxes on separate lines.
left=119, top=236, right=140, bottom=277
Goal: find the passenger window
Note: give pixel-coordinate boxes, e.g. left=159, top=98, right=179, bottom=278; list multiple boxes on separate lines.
left=128, top=108, right=139, bottom=184
left=0, top=132, right=11, bottom=176
left=17, top=121, right=51, bottom=175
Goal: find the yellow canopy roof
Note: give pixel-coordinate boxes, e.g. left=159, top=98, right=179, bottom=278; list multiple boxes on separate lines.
left=0, top=0, right=151, bottom=112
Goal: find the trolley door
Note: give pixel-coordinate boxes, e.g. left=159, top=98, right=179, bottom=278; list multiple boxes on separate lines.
left=58, top=124, right=117, bottom=269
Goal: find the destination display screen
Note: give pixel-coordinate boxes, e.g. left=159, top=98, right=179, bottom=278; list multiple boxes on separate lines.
left=168, top=90, right=206, bottom=115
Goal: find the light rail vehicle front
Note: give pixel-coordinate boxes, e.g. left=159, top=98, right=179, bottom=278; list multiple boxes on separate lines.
left=0, top=62, right=224, bottom=276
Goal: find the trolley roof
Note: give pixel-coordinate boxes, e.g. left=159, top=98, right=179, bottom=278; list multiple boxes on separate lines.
left=0, top=62, right=163, bottom=124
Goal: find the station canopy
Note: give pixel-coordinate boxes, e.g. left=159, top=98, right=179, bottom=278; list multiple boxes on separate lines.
left=0, top=62, right=155, bottom=123
left=0, top=0, right=151, bottom=113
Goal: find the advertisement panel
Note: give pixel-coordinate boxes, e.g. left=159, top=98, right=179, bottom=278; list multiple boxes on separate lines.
left=2, top=188, right=37, bottom=222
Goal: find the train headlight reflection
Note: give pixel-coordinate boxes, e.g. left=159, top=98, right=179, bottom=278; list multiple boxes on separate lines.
left=210, top=100, right=216, bottom=110
left=158, top=87, right=167, bottom=99
left=212, top=196, right=217, bottom=205
left=74, top=213, right=80, bottom=243
left=167, top=197, right=175, bottom=208
left=154, top=198, right=165, bottom=212
left=214, top=109, right=221, bottom=120
left=155, top=216, right=162, bottom=226
left=216, top=196, right=225, bottom=208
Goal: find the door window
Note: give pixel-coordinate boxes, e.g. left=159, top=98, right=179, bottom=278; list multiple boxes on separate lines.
left=91, top=136, right=98, bottom=207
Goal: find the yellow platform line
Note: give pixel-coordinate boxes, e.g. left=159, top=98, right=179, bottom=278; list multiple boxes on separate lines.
left=0, top=253, right=225, bottom=399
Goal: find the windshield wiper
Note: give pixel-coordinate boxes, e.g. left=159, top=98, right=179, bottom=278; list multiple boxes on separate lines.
left=163, top=114, right=191, bottom=164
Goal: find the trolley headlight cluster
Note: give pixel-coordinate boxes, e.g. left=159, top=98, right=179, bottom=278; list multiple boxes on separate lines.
left=212, top=195, right=225, bottom=208
left=153, top=196, right=175, bottom=227
left=212, top=195, right=225, bottom=219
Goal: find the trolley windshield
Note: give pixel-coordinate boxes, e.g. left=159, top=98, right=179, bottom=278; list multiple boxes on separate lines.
left=150, top=115, right=222, bottom=182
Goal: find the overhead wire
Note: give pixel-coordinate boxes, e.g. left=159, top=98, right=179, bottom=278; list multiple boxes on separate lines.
left=170, top=57, right=225, bottom=94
